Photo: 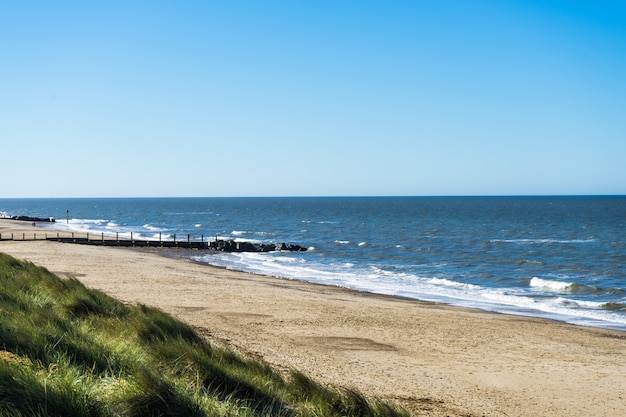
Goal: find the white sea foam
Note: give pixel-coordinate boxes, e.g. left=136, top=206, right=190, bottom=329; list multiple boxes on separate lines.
left=233, top=237, right=264, bottom=244
left=335, top=240, right=351, bottom=244
left=429, top=278, right=482, bottom=290
left=143, top=224, right=163, bottom=232
left=79, top=219, right=108, bottom=225
left=370, top=266, right=396, bottom=276
left=191, top=252, right=626, bottom=331
left=56, top=219, right=109, bottom=234
left=358, top=242, right=368, bottom=247
left=45, top=218, right=172, bottom=241
left=530, top=277, right=574, bottom=292
left=555, top=298, right=609, bottom=309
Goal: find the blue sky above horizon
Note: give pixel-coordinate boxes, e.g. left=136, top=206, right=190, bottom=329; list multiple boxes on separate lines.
left=1, top=1, right=625, bottom=198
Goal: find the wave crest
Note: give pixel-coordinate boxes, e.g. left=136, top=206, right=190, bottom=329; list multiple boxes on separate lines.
left=530, top=277, right=574, bottom=292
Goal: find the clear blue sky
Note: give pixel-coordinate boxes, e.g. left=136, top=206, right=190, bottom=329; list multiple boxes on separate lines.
left=1, top=1, right=625, bottom=197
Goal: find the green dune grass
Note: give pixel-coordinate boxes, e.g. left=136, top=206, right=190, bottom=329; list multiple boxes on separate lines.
left=0, top=252, right=408, bottom=417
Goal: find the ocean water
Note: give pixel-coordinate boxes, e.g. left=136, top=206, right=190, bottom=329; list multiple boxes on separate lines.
left=2, top=196, right=625, bottom=331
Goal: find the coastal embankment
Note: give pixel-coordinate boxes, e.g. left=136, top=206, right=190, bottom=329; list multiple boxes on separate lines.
left=1, top=219, right=625, bottom=416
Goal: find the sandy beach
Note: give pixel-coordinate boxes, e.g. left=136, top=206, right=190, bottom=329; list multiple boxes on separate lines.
left=1, top=220, right=625, bottom=416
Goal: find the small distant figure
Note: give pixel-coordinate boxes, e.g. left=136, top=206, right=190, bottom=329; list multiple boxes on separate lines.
left=32, top=222, right=36, bottom=227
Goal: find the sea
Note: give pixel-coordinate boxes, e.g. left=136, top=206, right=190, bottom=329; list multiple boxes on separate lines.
left=1, top=196, right=625, bottom=331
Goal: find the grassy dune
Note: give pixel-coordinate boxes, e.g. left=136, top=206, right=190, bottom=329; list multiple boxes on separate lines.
left=0, top=253, right=407, bottom=417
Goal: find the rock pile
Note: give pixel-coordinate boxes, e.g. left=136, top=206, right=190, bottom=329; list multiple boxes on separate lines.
left=212, top=240, right=307, bottom=253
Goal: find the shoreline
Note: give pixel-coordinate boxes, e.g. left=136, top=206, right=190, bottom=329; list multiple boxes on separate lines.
left=2, top=220, right=626, bottom=416
left=166, top=247, right=626, bottom=332
left=7, top=218, right=624, bottom=332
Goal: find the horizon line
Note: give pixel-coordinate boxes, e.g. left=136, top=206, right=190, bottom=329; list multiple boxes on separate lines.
left=2, top=194, right=626, bottom=200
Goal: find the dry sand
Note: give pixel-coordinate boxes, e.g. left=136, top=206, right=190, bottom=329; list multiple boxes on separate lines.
left=1, top=220, right=625, bottom=416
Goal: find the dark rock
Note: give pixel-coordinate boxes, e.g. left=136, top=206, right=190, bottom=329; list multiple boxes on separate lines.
left=213, top=239, right=306, bottom=253
left=261, top=244, right=276, bottom=252
left=286, top=244, right=307, bottom=252
left=11, top=215, right=55, bottom=222
left=278, top=242, right=307, bottom=252
left=235, top=241, right=257, bottom=252
left=214, top=239, right=237, bottom=251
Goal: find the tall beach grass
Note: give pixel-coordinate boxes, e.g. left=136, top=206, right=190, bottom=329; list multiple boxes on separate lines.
left=0, top=252, right=408, bottom=417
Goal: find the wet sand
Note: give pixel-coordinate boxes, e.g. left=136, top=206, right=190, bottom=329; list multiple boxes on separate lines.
left=1, top=220, right=625, bottom=416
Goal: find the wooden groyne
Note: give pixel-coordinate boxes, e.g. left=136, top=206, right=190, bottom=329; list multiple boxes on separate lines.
left=0, top=231, right=210, bottom=249
left=0, top=217, right=307, bottom=252
left=0, top=229, right=307, bottom=253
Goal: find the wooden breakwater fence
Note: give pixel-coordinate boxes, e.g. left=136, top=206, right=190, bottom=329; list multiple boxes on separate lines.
left=0, top=231, right=211, bottom=250
left=0, top=230, right=307, bottom=252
